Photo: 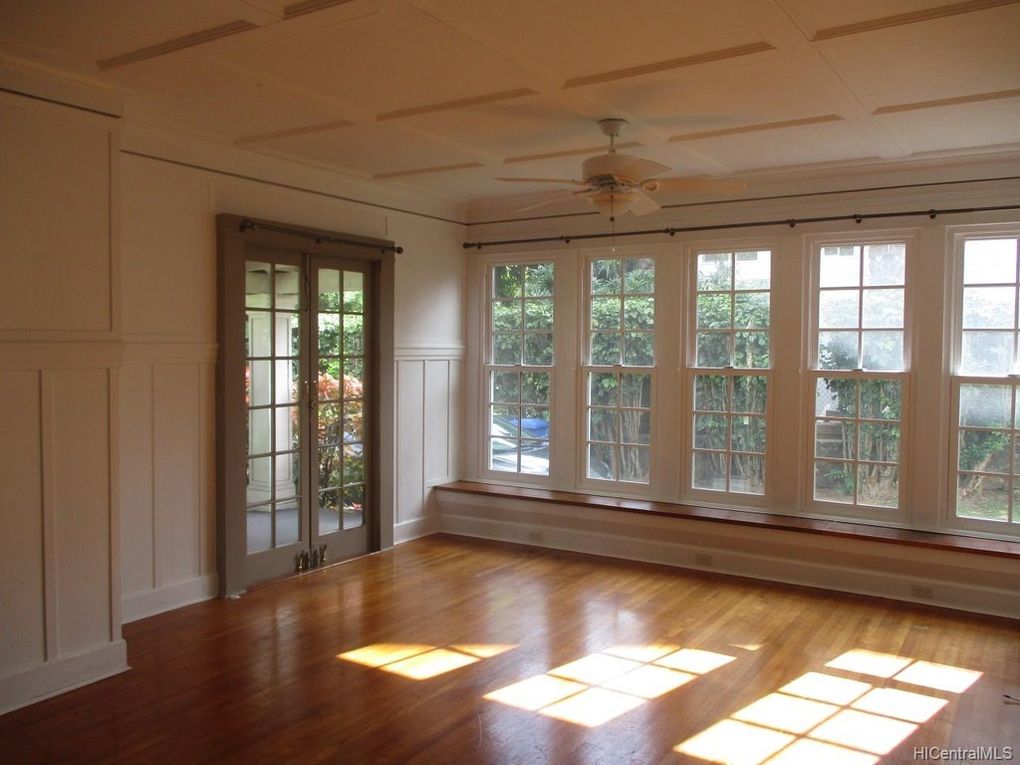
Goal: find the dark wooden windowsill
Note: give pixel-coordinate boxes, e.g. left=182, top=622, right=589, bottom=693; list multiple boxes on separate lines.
left=434, top=481, right=1020, bottom=559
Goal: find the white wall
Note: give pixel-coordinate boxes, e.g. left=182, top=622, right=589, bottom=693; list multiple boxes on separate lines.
left=0, top=68, right=466, bottom=711
left=0, top=91, right=127, bottom=713
left=116, top=127, right=465, bottom=621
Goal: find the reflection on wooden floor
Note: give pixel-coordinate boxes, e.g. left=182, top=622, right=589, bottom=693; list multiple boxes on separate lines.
left=0, top=534, right=1017, bottom=764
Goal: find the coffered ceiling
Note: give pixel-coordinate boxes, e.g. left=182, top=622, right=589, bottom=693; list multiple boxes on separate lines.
left=1, top=0, right=1018, bottom=206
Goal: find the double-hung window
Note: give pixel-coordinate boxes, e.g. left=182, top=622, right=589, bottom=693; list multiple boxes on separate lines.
left=688, top=249, right=771, bottom=496
left=810, top=240, right=908, bottom=510
left=486, top=262, right=554, bottom=477
left=584, top=256, right=655, bottom=484
left=950, top=234, right=1020, bottom=530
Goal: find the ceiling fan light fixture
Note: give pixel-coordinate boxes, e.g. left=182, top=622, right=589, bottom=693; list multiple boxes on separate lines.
left=590, top=190, right=637, bottom=217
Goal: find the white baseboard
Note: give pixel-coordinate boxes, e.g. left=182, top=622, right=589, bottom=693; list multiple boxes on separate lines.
left=438, top=499, right=1020, bottom=620
left=394, top=515, right=439, bottom=544
left=0, top=640, right=128, bottom=716
left=122, top=574, right=218, bottom=624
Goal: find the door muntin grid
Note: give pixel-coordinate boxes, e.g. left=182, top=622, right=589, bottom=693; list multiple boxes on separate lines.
left=244, top=261, right=305, bottom=553
left=315, top=267, right=367, bottom=535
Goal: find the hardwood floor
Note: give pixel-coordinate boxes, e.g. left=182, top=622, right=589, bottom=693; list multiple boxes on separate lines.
left=1, top=534, right=1017, bottom=764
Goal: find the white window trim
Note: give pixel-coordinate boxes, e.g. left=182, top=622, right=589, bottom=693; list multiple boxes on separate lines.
left=681, top=241, right=777, bottom=508
left=478, top=253, right=559, bottom=487
left=802, top=231, right=917, bottom=521
left=943, top=225, right=1020, bottom=537
left=576, top=246, right=660, bottom=497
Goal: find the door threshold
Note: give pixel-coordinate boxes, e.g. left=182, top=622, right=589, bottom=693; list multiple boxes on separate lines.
left=243, top=548, right=383, bottom=594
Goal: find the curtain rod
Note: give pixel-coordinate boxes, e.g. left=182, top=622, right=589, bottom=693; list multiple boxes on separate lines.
left=240, top=218, right=403, bottom=254
left=462, top=204, right=1020, bottom=250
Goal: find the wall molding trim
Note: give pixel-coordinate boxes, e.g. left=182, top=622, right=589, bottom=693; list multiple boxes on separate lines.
left=0, top=640, right=128, bottom=716
left=0, top=340, right=125, bottom=369
left=437, top=494, right=1020, bottom=620
left=121, top=574, right=218, bottom=624
left=121, top=339, right=217, bottom=364
left=394, top=515, right=439, bottom=545
left=394, top=344, right=465, bottom=360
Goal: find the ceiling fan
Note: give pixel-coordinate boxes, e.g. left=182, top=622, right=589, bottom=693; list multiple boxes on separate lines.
left=496, top=118, right=746, bottom=218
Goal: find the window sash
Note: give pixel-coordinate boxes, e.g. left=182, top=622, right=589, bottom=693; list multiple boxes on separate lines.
left=684, top=368, right=772, bottom=501
left=806, top=370, right=906, bottom=513
left=580, top=366, right=654, bottom=487
left=690, top=249, right=772, bottom=371
left=484, top=259, right=556, bottom=482
left=811, top=241, right=908, bottom=372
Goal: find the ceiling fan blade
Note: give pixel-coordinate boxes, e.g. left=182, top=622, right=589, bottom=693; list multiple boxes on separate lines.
left=516, top=190, right=585, bottom=213
left=613, top=157, right=670, bottom=182
left=642, top=177, right=747, bottom=195
left=630, top=188, right=661, bottom=216
left=495, top=177, right=585, bottom=185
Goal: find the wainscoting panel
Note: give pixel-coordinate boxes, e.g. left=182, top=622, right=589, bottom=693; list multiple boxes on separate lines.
left=119, top=348, right=217, bottom=624
left=393, top=350, right=463, bottom=543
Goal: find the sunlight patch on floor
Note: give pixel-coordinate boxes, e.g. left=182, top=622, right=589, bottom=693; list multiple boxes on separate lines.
left=337, top=642, right=517, bottom=680
left=825, top=649, right=912, bottom=678
left=676, top=719, right=795, bottom=765
left=673, top=648, right=979, bottom=764
left=484, top=643, right=735, bottom=728
left=379, top=648, right=479, bottom=679
left=337, top=644, right=434, bottom=668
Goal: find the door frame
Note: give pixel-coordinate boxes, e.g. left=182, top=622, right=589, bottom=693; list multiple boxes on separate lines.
left=216, top=214, right=395, bottom=596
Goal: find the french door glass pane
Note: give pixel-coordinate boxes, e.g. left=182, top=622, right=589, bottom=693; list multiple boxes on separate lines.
left=245, top=261, right=304, bottom=553
left=317, top=268, right=367, bottom=535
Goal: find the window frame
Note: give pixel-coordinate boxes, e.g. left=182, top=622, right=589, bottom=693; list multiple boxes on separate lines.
left=803, top=231, right=917, bottom=521
left=479, top=255, right=557, bottom=486
left=577, top=247, right=659, bottom=496
left=945, top=227, right=1020, bottom=537
left=682, top=244, right=776, bottom=507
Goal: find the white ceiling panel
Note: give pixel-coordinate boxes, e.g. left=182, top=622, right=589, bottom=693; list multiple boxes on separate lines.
left=110, top=56, right=352, bottom=140
left=417, top=0, right=765, bottom=79
left=875, top=99, right=1020, bottom=154
left=399, top=95, right=602, bottom=158
left=586, top=51, right=840, bottom=135
left=677, top=120, right=877, bottom=172
left=778, top=0, right=973, bottom=38
left=214, top=3, right=533, bottom=116
left=0, top=0, right=268, bottom=63
left=818, top=5, right=1020, bottom=110
left=255, top=122, right=483, bottom=177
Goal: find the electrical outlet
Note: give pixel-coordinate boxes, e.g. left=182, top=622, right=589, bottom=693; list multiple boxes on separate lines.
left=911, top=584, right=935, bottom=600
left=694, top=552, right=714, bottom=566
left=526, top=530, right=543, bottom=543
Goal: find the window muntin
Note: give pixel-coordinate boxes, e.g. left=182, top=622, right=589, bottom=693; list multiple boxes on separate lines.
left=812, top=377, right=902, bottom=508
left=954, top=384, right=1019, bottom=524
left=691, top=373, right=767, bottom=495
left=587, top=371, right=651, bottom=483
left=694, top=250, right=771, bottom=369
left=688, top=248, right=771, bottom=497
left=585, top=257, right=655, bottom=484
left=816, top=243, right=906, bottom=371
left=810, top=240, right=907, bottom=511
left=959, top=238, right=1020, bottom=376
left=590, top=257, right=655, bottom=366
left=487, top=262, right=554, bottom=476
left=951, top=236, right=1020, bottom=529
